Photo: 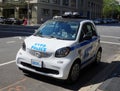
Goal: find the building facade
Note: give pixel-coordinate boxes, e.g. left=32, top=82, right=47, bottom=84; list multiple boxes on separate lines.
left=116, top=0, right=120, bottom=4
left=0, top=0, right=103, bottom=24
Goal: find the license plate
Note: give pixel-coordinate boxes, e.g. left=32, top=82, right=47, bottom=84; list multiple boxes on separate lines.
left=31, top=60, right=42, bottom=68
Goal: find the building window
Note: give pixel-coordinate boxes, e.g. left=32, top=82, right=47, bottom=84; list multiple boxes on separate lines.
left=3, top=0, right=11, bottom=2
left=80, top=0, right=83, bottom=6
left=40, top=0, right=49, bottom=3
left=14, top=0, right=19, bottom=1
left=5, top=0, right=19, bottom=1
left=62, top=0, right=69, bottom=6
left=52, top=10, right=60, bottom=16
left=88, top=2, right=90, bottom=7
left=71, top=0, right=76, bottom=7
left=52, top=0, right=60, bottom=4
left=42, top=9, right=50, bottom=16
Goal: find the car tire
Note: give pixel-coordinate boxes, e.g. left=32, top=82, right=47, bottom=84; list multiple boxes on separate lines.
left=95, top=50, right=102, bottom=64
left=67, top=60, right=80, bottom=84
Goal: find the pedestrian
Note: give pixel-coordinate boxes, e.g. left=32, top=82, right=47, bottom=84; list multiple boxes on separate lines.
left=23, top=18, right=27, bottom=26
left=41, top=18, right=43, bottom=23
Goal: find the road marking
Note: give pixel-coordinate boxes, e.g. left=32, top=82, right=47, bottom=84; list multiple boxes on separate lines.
left=7, top=86, right=26, bottom=91
left=18, top=37, right=23, bottom=40
left=13, top=36, right=22, bottom=39
left=13, top=36, right=26, bottom=40
left=101, top=41, right=120, bottom=46
left=6, top=41, right=16, bottom=44
left=101, top=35, right=120, bottom=39
left=0, top=60, right=15, bottom=67
left=0, top=78, right=26, bottom=91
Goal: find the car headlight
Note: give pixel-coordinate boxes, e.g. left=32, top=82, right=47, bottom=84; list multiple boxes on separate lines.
left=22, top=42, right=26, bottom=51
left=55, top=47, right=70, bottom=57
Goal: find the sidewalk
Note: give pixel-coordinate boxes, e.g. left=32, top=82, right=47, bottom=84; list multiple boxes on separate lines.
left=96, top=54, right=120, bottom=91
left=79, top=54, right=120, bottom=91
left=96, top=64, right=120, bottom=91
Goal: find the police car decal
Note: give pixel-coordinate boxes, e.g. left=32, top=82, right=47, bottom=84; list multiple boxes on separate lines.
left=83, top=45, right=93, bottom=58
left=31, top=43, right=47, bottom=52
left=70, top=37, right=98, bottom=51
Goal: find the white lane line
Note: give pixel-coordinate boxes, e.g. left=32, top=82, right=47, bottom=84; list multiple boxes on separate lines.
left=18, top=37, right=23, bottom=40
left=101, top=41, right=120, bottom=45
left=0, top=60, right=15, bottom=67
left=0, top=78, right=26, bottom=90
left=13, top=36, right=25, bottom=40
left=101, top=35, right=120, bottom=39
left=6, top=41, right=16, bottom=44
left=13, top=36, right=22, bottom=39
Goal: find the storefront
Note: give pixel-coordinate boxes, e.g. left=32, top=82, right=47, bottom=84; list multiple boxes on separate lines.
left=0, top=0, right=103, bottom=25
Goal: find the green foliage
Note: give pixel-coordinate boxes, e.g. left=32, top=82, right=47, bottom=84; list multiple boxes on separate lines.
left=103, top=0, right=120, bottom=18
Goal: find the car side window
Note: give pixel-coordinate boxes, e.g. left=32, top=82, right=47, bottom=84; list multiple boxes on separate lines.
left=88, top=23, right=97, bottom=36
left=79, top=23, right=92, bottom=42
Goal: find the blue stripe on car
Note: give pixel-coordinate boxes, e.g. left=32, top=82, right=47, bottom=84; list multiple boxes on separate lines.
left=81, top=55, right=95, bottom=66
left=70, top=37, right=98, bottom=51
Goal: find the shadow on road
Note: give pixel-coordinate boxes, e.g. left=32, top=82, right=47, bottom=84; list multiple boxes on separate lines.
left=24, top=61, right=120, bottom=91
left=0, top=25, right=39, bottom=38
left=0, top=32, right=33, bottom=38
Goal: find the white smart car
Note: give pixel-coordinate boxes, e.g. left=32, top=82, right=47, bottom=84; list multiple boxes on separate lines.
left=16, top=14, right=102, bottom=83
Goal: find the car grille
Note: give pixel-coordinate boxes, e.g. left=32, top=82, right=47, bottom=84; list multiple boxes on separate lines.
left=27, top=49, right=52, bottom=58
left=21, top=62, right=59, bottom=75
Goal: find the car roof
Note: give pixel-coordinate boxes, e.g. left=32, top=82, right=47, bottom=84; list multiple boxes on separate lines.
left=51, top=17, right=92, bottom=23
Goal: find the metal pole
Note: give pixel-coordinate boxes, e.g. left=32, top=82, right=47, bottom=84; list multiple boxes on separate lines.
left=90, top=2, right=92, bottom=19
left=27, top=0, right=30, bottom=25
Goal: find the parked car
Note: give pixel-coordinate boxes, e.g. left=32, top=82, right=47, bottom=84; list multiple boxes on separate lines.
left=108, top=18, right=119, bottom=23
left=16, top=13, right=102, bottom=83
left=102, top=18, right=119, bottom=24
left=93, top=18, right=103, bottom=24
left=14, top=19, right=23, bottom=25
left=0, top=16, right=6, bottom=24
left=5, top=18, right=23, bottom=25
left=102, top=18, right=108, bottom=24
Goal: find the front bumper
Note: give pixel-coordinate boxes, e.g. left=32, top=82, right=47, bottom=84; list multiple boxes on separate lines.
left=16, top=48, right=73, bottom=80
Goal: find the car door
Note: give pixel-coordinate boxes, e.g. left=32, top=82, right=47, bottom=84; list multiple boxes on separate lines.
left=78, top=23, right=94, bottom=67
left=87, top=22, right=100, bottom=57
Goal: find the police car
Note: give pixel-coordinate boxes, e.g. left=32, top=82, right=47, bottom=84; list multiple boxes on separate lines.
left=16, top=12, right=102, bottom=83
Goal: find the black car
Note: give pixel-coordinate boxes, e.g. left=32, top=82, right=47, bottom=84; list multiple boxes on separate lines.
left=0, top=16, right=6, bottom=24
left=5, top=18, right=23, bottom=25
left=93, top=18, right=103, bottom=24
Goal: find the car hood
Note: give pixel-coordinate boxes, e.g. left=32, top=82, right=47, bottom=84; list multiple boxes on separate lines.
left=24, top=35, right=75, bottom=53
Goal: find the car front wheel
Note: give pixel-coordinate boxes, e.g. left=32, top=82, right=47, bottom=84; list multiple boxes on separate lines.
left=67, top=61, right=80, bottom=83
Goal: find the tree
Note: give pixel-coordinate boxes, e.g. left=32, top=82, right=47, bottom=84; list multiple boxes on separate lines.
left=103, top=0, right=120, bottom=18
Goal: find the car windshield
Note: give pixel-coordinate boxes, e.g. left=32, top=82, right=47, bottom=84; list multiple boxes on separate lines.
left=34, top=20, right=80, bottom=40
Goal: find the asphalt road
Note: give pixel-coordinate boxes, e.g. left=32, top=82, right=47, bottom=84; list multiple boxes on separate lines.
left=0, top=24, right=120, bottom=91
